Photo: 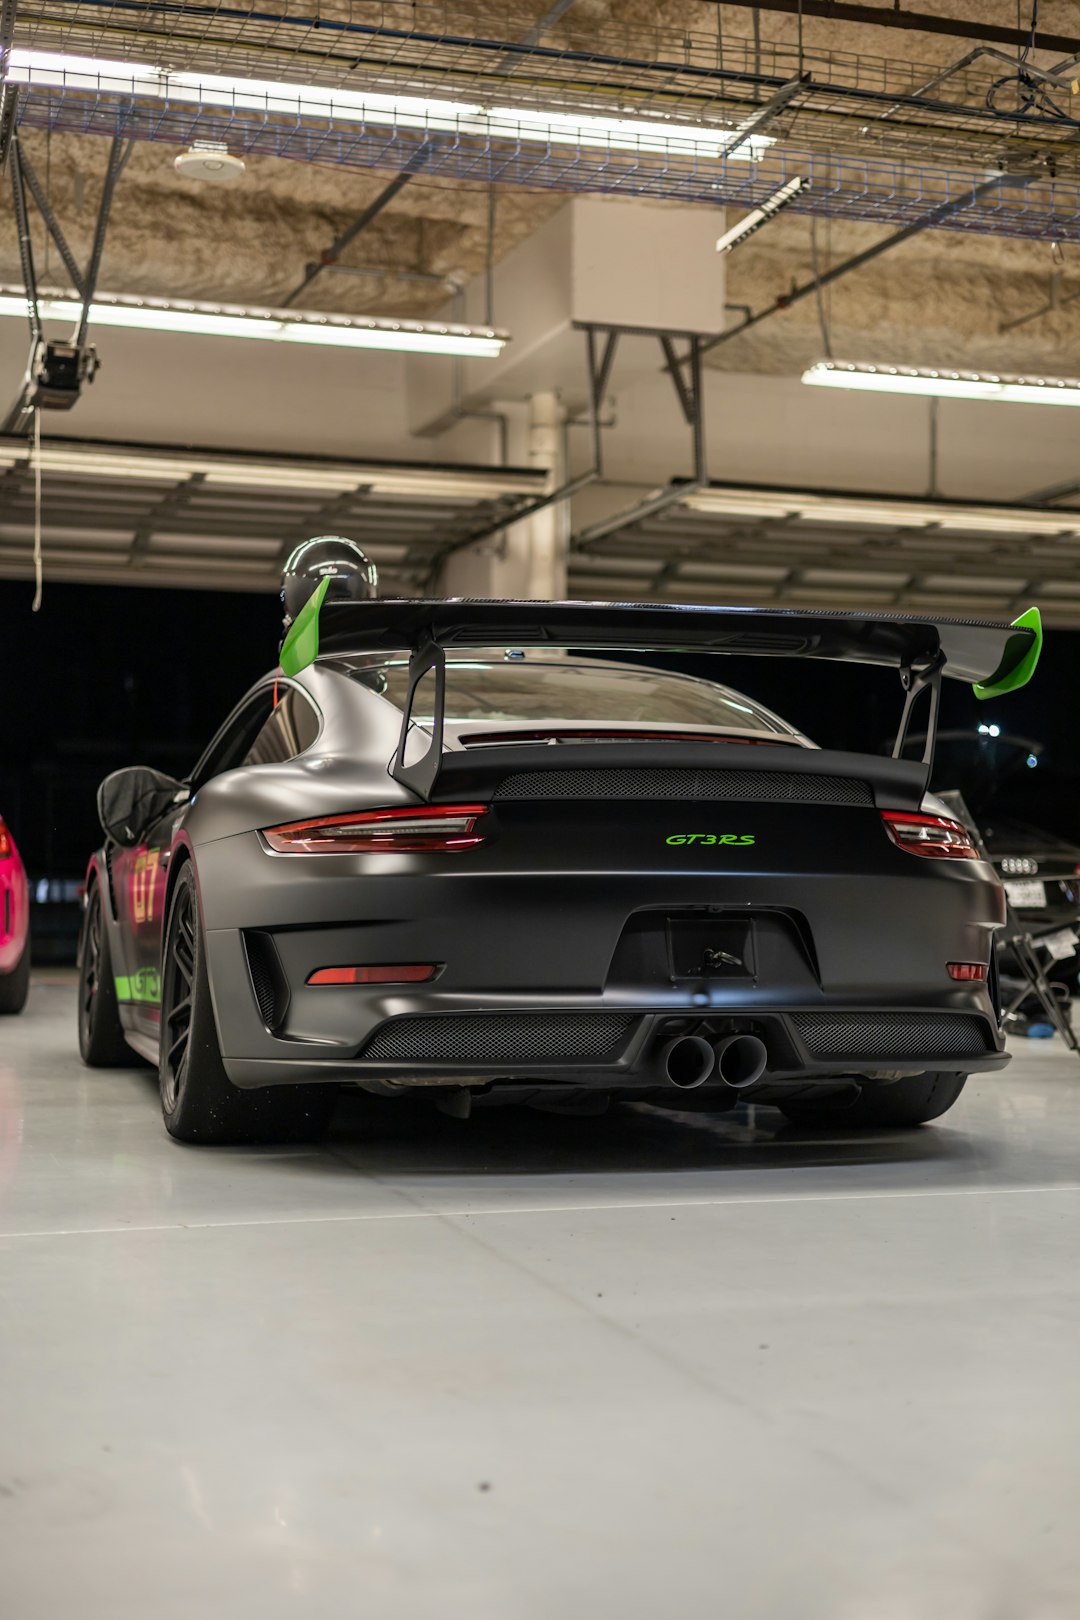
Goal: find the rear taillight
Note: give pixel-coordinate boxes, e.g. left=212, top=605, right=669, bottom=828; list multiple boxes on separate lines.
left=263, top=804, right=487, bottom=854
left=881, top=810, right=978, bottom=860
left=0, top=821, right=10, bottom=859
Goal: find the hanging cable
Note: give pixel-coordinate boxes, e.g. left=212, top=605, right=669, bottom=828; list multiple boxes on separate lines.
left=985, top=1, right=1078, bottom=123
left=809, top=217, right=833, bottom=360
left=484, top=182, right=496, bottom=329
left=31, top=406, right=43, bottom=612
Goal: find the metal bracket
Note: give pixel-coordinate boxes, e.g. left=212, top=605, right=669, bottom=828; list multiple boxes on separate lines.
left=426, top=320, right=622, bottom=570
left=426, top=320, right=709, bottom=572
left=17, top=147, right=87, bottom=299
left=2, top=129, right=131, bottom=434
left=573, top=327, right=706, bottom=548
left=389, top=636, right=446, bottom=800
left=892, top=653, right=945, bottom=769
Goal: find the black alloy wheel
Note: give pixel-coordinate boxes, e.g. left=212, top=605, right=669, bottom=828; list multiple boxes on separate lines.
left=780, top=1070, right=967, bottom=1129
left=77, top=882, right=132, bottom=1065
left=159, top=861, right=336, bottom=1144
left=160, top=875, right=196, bottom=1115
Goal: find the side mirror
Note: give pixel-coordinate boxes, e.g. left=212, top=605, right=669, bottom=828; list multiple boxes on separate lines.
left=96, top=767, right=187, bottom=848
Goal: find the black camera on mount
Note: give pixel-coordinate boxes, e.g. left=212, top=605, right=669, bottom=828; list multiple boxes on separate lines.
left=26, top=339, right=100, bottom=411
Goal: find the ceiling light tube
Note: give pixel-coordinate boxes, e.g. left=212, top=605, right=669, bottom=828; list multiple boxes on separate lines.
left=679, top=485, right=1080, bottom=539
left=0, top=290, right=506, bottom=357
left=716, top=177, right=808, bottom=253
left=7, top=50, right=774, bottom=161
left=803, top=359, right=1080, bottom=407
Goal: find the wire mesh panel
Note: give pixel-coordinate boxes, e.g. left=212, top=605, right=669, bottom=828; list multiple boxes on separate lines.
left=494, top=769, right=873, bottom=805
left=9, top=2, right=1080, bottom=237
left=792, top=1011, right=994, bottom=1060
left=12, top=80, right=1080, bottom=240
left=361, top=1009, right=637, bottom=1064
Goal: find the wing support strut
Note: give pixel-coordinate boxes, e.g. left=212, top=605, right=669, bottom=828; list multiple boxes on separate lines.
left=892, top=652, right=945, bottom=770
left=389, top=635, right=447, bottom=800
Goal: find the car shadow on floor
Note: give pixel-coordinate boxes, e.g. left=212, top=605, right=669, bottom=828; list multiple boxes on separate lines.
left=119, top=1065, right=981, bottom=1179
left=310, top=1090, right=980, bottom=1180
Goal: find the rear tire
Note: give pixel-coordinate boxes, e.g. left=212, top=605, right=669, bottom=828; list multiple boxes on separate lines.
left=77, top=883, right=133, bottom=1063
left=779, top=1071, right=968, bottom=1129
left=159, top=863, right=336, bottom=1144
left=0, top=938, right=30, bottom=1015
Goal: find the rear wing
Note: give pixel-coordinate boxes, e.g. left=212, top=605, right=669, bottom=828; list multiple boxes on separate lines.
left=280, top=596, right=1042, bottom=798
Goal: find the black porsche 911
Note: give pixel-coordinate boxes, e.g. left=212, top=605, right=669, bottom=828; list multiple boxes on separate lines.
left=76, top=598, right=1041, bottom=1144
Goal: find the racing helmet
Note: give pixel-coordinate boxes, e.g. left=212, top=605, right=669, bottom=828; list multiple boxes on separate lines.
left=280, top=535, right=378, bottom=625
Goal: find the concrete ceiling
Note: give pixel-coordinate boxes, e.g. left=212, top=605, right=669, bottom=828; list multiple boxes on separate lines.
left=3, top=1, right=1080, bottom=384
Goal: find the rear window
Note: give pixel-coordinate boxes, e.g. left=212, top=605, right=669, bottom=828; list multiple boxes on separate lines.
left=362, top=659, right=799, bottom=735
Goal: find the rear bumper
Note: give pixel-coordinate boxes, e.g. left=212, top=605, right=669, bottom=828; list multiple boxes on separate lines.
left=219, top=996, right=1006, bottom=1090
left=194, top=828, right=1007, bottom=1089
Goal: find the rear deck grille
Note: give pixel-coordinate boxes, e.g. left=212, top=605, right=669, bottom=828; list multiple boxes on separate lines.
left=362, top=1011, right=636, bottom=1065
left=494, top=768, right=871, bottom=806
left=793, top=1011, right=994, bottom=1061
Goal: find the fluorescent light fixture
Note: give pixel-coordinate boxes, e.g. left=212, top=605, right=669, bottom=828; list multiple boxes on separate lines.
left=0, top=289, right=506, bottom=357
left=483, top=105, right=774, bottom=159
left=680, top=484, right=1080, bottom=540
left=7, top=50, right=774, bottom=161
left=803, top=359, right=1080, bottom=407
left=716, top=177, right=808, bottom=253
left=0, top=438, right=543, bottom=503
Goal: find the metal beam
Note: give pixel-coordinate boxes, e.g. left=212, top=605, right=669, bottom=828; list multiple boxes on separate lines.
left=282, top=143, right=434, bottom=309
left=7, top=137, right=38, bottom=349
left=1019, top=476, right=1080, bottom=506
left=0, top=84, right=15, bottom=179
left=674, top=175, right=1012, bottom=368
left=0, top=0, right=17, bottom=178
left=575, top=335, right=708, bottom=548
left=428, top=321, right=620, bottom=565
left=2, top=134, right=41, bottom=437
left=705, top=1, right=1080, bottom=55
left=17, top=148, right=87, bottom=298
left=513, top=0, right=579, bottom=51
left=75, top=134, right=133, bottom=348
left=881, top=45, right=1080, bottom=123
left=495, top=0, right=580, bottom=70
left=719, top=72, right=809, bottom=158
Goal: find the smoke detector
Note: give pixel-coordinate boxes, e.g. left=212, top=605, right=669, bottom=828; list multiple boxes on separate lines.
left=174, top=142, right=246, bottom=184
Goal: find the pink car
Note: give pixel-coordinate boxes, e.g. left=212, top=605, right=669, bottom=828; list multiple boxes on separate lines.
left=0, top=815, right=29, bottom=1014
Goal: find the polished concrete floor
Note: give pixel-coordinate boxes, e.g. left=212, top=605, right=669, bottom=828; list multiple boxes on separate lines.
left=3, top=980, right=1080, bottom=1618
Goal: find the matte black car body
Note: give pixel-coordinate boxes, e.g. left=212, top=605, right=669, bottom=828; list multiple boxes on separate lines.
left=82, top=631, right=1011, bottom=1114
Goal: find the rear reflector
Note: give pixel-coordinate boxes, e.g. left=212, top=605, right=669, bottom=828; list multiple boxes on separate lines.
left=307, top=964, right=438, bottom=986
left=0, top=821, right=10, bottom=858
left=881, top=810, right=978, bottom=860
left=948, top=962, right=988, bottom=982
left=263, top=804, right=487, bottom=854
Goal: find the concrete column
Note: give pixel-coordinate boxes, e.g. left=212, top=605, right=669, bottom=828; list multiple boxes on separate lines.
left=438, top=391, right=568, bottom=600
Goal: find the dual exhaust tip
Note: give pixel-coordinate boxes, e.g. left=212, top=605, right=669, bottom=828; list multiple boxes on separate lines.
left=661, top=1032, right=768, bottom=1091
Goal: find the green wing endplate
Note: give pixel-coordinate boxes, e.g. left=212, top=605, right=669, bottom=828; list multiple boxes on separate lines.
left=973, top=606, right=1042, bottom=700
left=279, top=576, right=330, bottom=677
